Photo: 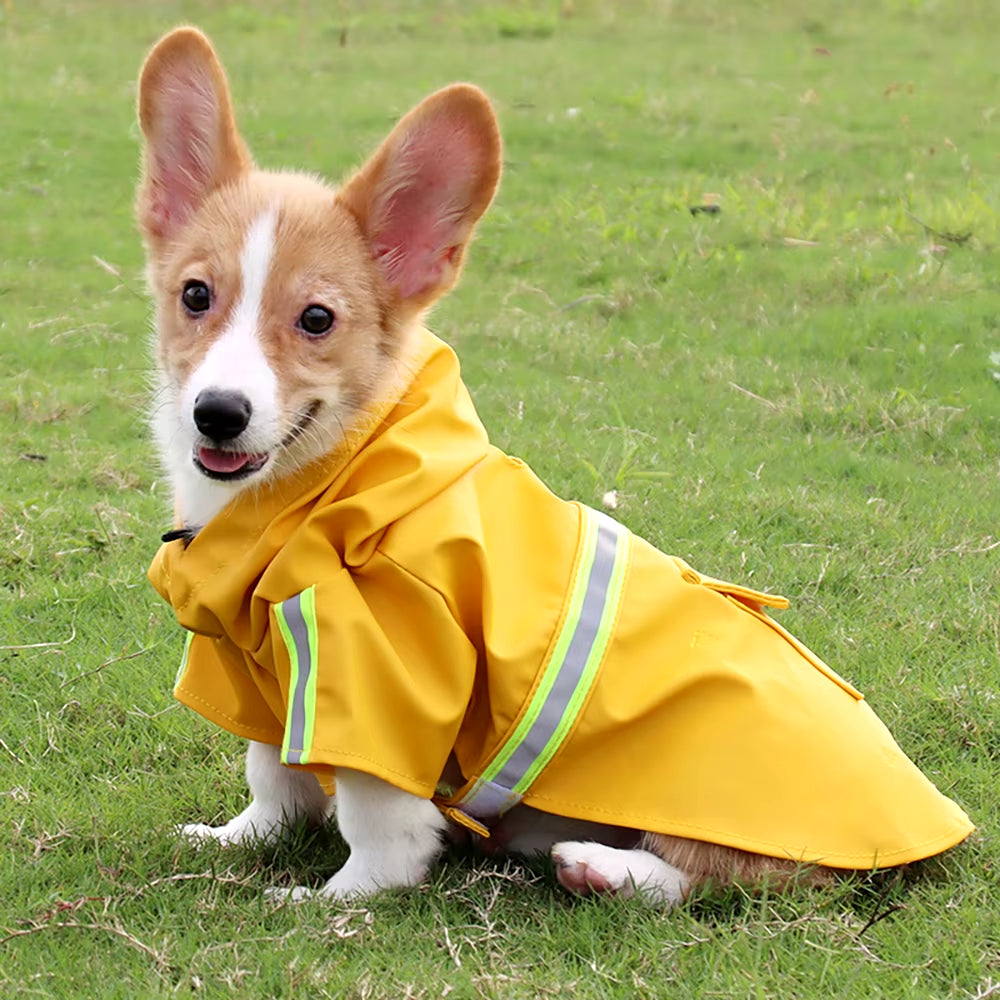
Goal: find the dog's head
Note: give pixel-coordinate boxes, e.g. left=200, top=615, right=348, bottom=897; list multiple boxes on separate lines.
left=136, top=27, right=501, bottom=526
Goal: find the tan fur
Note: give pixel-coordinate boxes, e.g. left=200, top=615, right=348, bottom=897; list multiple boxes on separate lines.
left=643, top=832, right=835, bottom=891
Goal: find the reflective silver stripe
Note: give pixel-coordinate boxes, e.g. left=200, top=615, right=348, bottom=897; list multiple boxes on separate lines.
left=458, top=508, right=628, bottom=821
left=459, top=779, right=522, bottom=819
left=275, top=590, right=316, bottom=766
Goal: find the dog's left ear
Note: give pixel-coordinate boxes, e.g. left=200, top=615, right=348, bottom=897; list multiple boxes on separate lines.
left=338, top=84, right=502, bottom=315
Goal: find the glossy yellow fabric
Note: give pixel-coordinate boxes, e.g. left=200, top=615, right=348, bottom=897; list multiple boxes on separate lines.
left=150, top=328, right=973, bottom=869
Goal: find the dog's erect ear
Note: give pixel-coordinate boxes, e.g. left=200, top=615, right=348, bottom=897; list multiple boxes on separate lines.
left=338, top=84, right=502, bottom=314
left=136, top=27, right=252, bottom=247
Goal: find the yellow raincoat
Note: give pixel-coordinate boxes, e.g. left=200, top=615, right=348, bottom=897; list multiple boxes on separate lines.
left=150, top=328, right=973, bottom=869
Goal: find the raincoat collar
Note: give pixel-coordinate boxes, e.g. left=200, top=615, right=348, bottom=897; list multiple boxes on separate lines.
left=148, top=327, right=491, bottom=639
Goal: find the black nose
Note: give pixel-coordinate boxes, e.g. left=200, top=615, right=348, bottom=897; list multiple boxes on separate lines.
left=193, top=389, right=252, bottom=441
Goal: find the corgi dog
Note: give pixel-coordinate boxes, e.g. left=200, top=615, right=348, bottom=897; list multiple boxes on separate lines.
left=136, top=27, right=971, bottom=905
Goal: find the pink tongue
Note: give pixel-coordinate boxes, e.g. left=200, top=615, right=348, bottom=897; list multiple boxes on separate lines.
left=199, top=448, right=260, bottom=474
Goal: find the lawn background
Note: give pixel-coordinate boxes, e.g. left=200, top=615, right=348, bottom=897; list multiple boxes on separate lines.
left=1, top=1, right=998, bottom=996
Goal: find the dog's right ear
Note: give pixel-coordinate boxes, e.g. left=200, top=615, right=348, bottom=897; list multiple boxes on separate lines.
left=136, top=27, right=252, bottom=248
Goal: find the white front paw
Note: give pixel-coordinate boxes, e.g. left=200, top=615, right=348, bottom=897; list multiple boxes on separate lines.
left=267, top=857, right=426, bottom=904
left=177, top=822, right=232, bottom=845
left=264, top=876, right=372, bottom=904
left=265, top=885, right=315, bottom=904
left=176, top=802, right=292, bottom=848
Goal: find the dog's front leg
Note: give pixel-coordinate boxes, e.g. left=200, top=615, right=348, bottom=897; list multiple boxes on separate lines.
left=180, top=740, right=331, bottom=846
left=271, top=768, right=448, bottom=902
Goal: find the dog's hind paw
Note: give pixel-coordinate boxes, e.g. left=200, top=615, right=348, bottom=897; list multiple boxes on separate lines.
left=551, top=841, right=690, bottom=906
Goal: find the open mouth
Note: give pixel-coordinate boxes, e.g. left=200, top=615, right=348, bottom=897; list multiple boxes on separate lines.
left=192, top=401, right=321, bottom=482
left=194, top=447, right=270, bottom=481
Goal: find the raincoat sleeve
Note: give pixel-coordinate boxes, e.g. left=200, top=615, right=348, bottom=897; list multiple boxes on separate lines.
left=267, top=550, right=480, bottom=799
left=174, top=631, right=287, bottom=746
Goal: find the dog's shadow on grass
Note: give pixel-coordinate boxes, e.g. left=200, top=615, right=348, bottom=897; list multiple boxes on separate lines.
left=168, top=819, right=959, bottom=931
left=236, top=819, right=352, bottom=891
left=245, top=828, right=548, bottom=899
left=680, top=855, right=956, bottom=932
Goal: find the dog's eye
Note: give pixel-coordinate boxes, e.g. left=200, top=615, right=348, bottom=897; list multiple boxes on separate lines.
left=182, top=280, right=212, bottom=315
left=298, top=305, right=335, bottom=337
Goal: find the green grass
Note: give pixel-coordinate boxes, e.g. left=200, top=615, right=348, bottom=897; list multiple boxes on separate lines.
left=1, top=0, right=998, bottom=995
